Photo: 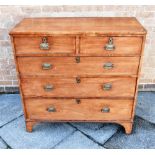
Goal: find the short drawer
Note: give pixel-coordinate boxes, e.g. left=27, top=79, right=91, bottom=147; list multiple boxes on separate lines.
left=25, top=98, right=133, bottom=121
left=14, top=36, right=75, bottom=55
left=21, top=77, right=136, bottom=98
left=80, top=37, right=142, bottom=56
left=17, top=57, right=139, bottom=76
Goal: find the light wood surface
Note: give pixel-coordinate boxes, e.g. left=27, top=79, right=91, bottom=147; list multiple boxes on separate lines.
left=21, top=77, right=136, bottom=98
left=17, top=57, right=139, bottom=76
left=10, top=17, right=146, bottom=35
left=80, top=36, right=142, bottom=56
left=14, top=36, right=75, bottom=54
left=25, top=98, right=133, bottom=121
left=10, top=17, right=147, bottom=134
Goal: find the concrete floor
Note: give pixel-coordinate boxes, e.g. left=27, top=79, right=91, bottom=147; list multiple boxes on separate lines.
left=0, top=92, right=155, bottom=149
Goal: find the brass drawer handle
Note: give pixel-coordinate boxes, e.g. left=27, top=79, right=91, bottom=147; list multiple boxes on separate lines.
left=104, top=37, right=115, bottom=51
left=47, top=106, right=56, bottom=112
left=75, top=56, right=80, bottom=63
left=44, top=84, right=54, bottom=91
left=42, top=63, right=52, bottom=70
left=103, top=62, right=114, bottom=69
left=101, top=107, right=110, bottom=113
left=40, top=37, right=49, bottom=50
left=76, top=77, right=81, bottom=83
left=76, top=99, right=81, bottom=104
left=103, top=83, right=112, bottom=91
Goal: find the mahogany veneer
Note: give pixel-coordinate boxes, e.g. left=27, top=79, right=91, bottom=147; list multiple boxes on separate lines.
left=10, top=17, right=147, bottom=134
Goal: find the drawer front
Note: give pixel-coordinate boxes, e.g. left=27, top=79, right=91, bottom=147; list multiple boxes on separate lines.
left=14, top=36, right=75, bottom=54
left=25, top=98, right=133, bottom=121
left=80, top=37, right=142, bottom=56
left=21, top=77, right=136, bottom=98
left=17, top=57, right=139, bottom=76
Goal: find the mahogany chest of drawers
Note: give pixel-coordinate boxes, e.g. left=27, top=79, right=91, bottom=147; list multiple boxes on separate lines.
left=10, top=17, right=146, bottom=134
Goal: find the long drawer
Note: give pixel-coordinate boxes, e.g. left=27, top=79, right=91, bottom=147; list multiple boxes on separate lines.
left=21, top=77, right=136, bottom=98
left=25, top=98, right=133, bottom=121
left=17, top=57, right=139, bottom=76
left=80, top=36, right=142, bottom=56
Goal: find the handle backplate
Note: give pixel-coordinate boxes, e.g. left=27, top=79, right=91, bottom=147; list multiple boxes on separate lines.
left=47, top=106, right=56, bottom=112
left=101, top=107, right=110, bottom=113
left=42, top=63, right=52, bottom=70
left=103, top=62, right=114, bottom=69
left=44, top=84, right=54, bottom=91
left=104, top=37, right=115, bottom=51
left=40, top=37, right=49, bottom=50
left=103, top=83, right=112, bottom=91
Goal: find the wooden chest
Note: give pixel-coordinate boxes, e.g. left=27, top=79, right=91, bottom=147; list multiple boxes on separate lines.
left=10, top=17, right=146, bottom=134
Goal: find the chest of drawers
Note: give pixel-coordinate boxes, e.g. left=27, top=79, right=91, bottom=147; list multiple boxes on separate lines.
left=10, top=17, right=146, bottom=134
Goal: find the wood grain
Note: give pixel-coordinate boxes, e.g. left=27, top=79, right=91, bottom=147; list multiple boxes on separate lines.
left=25, top=121, right=37, bottom=132
left=17, top=57, right=139, bottom=76
left=80, top=36, right=142, bottom=56
left=21, top=77, right=136, bottom=98
left=131, top=35, right=147, bottom=120
left=120, top=122, right=133, bottom=134
left=10, top=36, right=28, bottom=119
left=25, top=98, right=133, bottom=121
left=9, top=17, right=146, bottom=134
left=14, top=36, right=75, bottom=54
left=9, top=17, right=146, bottom=35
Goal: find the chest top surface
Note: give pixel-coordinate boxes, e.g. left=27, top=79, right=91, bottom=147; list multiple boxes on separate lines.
left=10, top=17, right=146, bottom=35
